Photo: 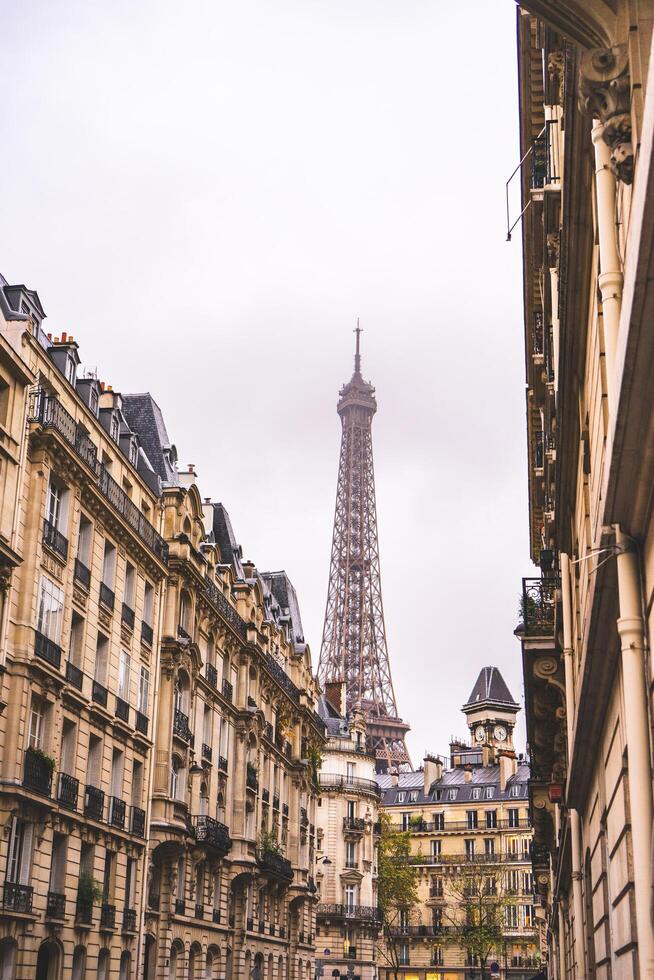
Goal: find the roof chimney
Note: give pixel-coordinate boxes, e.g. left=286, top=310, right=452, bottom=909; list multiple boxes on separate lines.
left=325, top=681, right=346, bottom=717
left=390, top=768, right=399, bottom=788
left=423, top=754, right=443, bottom=795
left=499, top=752, right=517, bottom=791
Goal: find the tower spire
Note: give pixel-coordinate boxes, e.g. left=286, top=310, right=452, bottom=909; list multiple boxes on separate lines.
left=318, top=333, right=411, bottom=773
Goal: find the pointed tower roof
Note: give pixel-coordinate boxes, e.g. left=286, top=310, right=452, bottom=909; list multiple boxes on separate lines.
left=462, top=666, right=520, bottom=712
left=338, top=322, right=376, bottom=412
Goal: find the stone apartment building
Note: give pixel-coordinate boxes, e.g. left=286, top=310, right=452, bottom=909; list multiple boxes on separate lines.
left=0, top=272, right=325, bottom=980
left=314, top=683, right=381, bottom=980
left=514, top=3, right=654, bottom=978
left=377, top=669, right=539, bottom=980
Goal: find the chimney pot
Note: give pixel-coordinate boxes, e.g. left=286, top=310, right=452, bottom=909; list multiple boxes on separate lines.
left=61, top=331, right=67, bottom=342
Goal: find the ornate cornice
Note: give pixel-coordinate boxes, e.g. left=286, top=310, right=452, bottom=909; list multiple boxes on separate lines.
left=579, top=44, right=633, bottom=183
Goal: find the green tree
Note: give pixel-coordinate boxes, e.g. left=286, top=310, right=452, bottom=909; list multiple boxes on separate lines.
left=442, top=858, right=509, bottom=980
left=376, top=812, right=419, bottom=980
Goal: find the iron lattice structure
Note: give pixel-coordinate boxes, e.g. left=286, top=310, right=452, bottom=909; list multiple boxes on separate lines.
left=318, top=330, right=411, bottom=772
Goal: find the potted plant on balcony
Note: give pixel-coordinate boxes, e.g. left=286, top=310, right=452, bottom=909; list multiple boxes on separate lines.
left=409, top=814, right=426, bottom=831
left=259, top=830, right=284, bottom=858
left=29, top=747, right=57, bottom=774
left=76, top=873, right=103, bottom=921
left=306, top=744, right=323, bottom=785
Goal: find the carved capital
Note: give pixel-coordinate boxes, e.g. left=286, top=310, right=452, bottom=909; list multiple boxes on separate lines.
left=579, top=44, right=633, bottom=183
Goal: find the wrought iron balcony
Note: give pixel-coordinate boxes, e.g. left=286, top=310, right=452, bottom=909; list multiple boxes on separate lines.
left=173, top=709, right=192, bottom=742
left=46, top=890, right=66, bottom=918
left=246, top=765, right=258, bottom=791
left=115, top=697, right=129, bottom=723
left=23, top=747, right=54, bottom=796
left=29, top=389, right=99, bottom=473
left=147, top=893, right=160, bottom=911
left=74, top=557, right=91, bottom=589
left=203, top=577, right=247, bottom=640
left=131, top=806, right=146, bottom=838
left=273, top=795, right=280, bottom=810
left=218, top=755, right=228, bottom=773
left=58, top=771, right=79, bottom=810
left=205, top=662, right=217, bottom=688
left=412, top=852, right=531, bottom=866
left=195, top=903, right=205, bottom=919
left=75, top=897, right=93, bottom=925
left=92, top=679, right=108, bottom=707
left=247, top=917, right=254, bottom=931
left=135, top=711, right=149, bottom=736
left=99, top=582, right=115, bottom=611
left=34, top=630, right=62, bottom=670
left=141, top=621, right=153, bottom=647
left=109, top=796, right=126, bottom=830
left=84, top=784, right=105, bottom=821
left=202, top=743, right=212, bottom=762
left=100, top=903, right=116, bottom=930
left=212, top=908, right=221, bottom=923
left=3, top=881, right=33, bottom=913
left=262, top=788, right=270, bottom=803
left=97, top=464, right=168, bottom=563
left=262, top=650, right=300, bottom=703
left=521, top=576, right=558, bottom=637
left=343, top=816, right=366, bottom=833
left=257, top=850, right=293, bottom=883
left=264, top=721, right=274, bottom=742
left=222, top=678, right=233, bottom=702
left=121, top=603, right=134, bottom=630
left=258, top=919, right=265, bottom=933
left=317, top=903, right=382, bottom=924
left=282, top=802, right=289, bottom=817
left=193, top=815, right=232, bottom=856
left=175, top=899, right=186, bottom=916
left=43, top=519, right=68, bottom=561
left=317, top=774, right=381, bottom=798
left=388, top=817, right=532, bottom=834
left=123, top=907, right=137, bottom=932
left=65, top=660, right=83, bottom=690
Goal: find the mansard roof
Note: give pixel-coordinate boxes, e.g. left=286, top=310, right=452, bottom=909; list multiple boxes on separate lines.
left=122, top=393, right=179, bottom=487
left=463, top=666, right=520, bottom=712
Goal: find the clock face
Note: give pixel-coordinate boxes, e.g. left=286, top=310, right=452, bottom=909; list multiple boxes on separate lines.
left=475, top=726, right=485, bottom=743
left=494, top=725, right=507, bottom=742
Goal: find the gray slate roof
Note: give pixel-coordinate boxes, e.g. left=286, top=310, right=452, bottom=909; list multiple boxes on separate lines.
left=122, top=393, right=179, bottom=486
left=463, top=666, right=519, bottom=710
left=377, top=762, right=530, bottom=805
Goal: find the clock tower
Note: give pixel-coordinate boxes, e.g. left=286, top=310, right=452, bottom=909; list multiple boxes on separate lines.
left=462, top=666, right=520, bottom=753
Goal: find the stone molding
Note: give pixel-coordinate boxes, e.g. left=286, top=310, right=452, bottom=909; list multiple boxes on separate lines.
left=579, top=44, right=633, bottom=183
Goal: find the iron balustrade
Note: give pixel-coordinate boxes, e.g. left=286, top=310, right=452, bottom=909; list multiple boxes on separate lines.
left=74, top=558, right=91, bottom=589
left=264, top=722, right=274, bottom=742
left=246, top=765, right=258, bottom=791
left=46, top=891, right=66, bottom=918
left=413, top=852, right=531, bottom=866
left=218, top=755, right=228, bottom=773
left=135, top=711, right=149, bottom=736
left=531, top=124, right=559, bottom=188
left=76, top=897, right=93, bottom=924
left=175, top=900, right=185, bottom=916
left=4, top=882, right=33, bottom=913
left=201, top=743, right=212, bottom=762
left=273, top=795, right=280, bottom=810
left=203, top=578, right=247, bottom=640
left=261, top=650, right=301, bottom=704
left=100, top=904, right=116, bottom=930
left=99, top=582, right=115, bottom=611
left=34, top=631, right=62, bottom=670
left=92, top=679, right=108, bottom=707
left=262, top=788, right=270, bottom=803
left=109, top=797, right=126, bottom=829
left=387, top=818, right=532, bottom=834
left=141, top=621, right=153, bottom=647
left=521, top=576, right=558, bottom=637
left=282, top=803, right=289, bottom=817
left=84, top=784, right=105, bottom=821
left=97, top=465, right=168, bottom=563
left=43, top=519, right=68, bottom=561
left=65, top=660, right=83, bottom=690
left=213, top=908, right=221, bottom=923
left=195, top=904, right=205, bottom=919
left=131, top=806, right=146, bottom=837
left=148, top=893, right=160, bottom=911
left=121, top=603, right=135, bottom=629
left=221, top=678, right=233, bottom=702
left=205, top=662, right=217, bottom=688
left=58, top=771, right=79, bottom=810
left=123, top=907, right=137, bottom=931
left=23, top=747, right=54, bottom=796
left=115, top=697, right=130, bottom=723
left=343, top=817, right=366, bottom=832
left=389, top=924, right=456, bottom=938
left=257, top=851, right=293, bottom=882
left=173, top=709, right=192, bottom=742
left=28, top=389, right=98, bottom=473
left=317, top=774, right=381, bottom=798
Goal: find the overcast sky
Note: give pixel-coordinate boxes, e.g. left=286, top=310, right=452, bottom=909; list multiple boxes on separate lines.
left=2, top=0, right=529, bottom=764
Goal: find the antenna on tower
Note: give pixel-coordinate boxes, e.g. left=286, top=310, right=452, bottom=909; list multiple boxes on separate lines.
left=354, top=318, right=362, bottom=375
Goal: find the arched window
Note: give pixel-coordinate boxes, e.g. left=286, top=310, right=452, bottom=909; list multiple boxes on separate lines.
left=173, top=672, right=190, bottom=717
left=170, top=755, right=185, bottom=801
left=97, top=949, right=110, bottom=980
left=119, top=951, right=130, bottom=980
left=169, top=942, right=184, bottom=980
left=0, top=939, right=16, bottom=980
left=72, top=946, right=86, bottom=980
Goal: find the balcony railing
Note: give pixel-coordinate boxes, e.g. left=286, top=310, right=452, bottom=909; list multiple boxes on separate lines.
left=100, top=903, right=116, bottom=930
left=135, top=711, right=149, bottom=736
left=3, top=881, right=33, bottom=913
left=387, top=818, right=532, bottom=834
left=221, top=678, right=233, bottom=702
left=317, top=774, right=381, bottom=798
left=246, top=765, right=258, bottom=791
left=84, top=784, right=105, bottom=821
left=413, top=852, right=531, bottom=866
left=43, top=519, right=68, bottom=561
left=213, top=908, right=221, bottom=923
left=264, top=721, right=274, bottom=742
left=218, top=755, right=228, bottom=773
left=109, top=796, right=126, bottom=830
left=115, top=697, right=130, bottom=724
left=131, top=806, right=146, bottom=838
left=92, top=679, right=108, bottom=707
left=123, top=907, right=137, bottom=932
left=195, top=903, right=205, bottom=919
left=203, top=577, right=247, bottom=640
left=521, top=576, right=557, bottom=637
left=34, top=631, right=62, bottom=670
left=202, top=743, right=212, bottom=762
left=205, top=662, right=218, bottom=688
left=262, top=650, right=300, bottom=704
left=99, top=582, right=115, bottom=611
left=343, top=817, right=366, bottom=833
left=193, top=815, right=232, bottom=855
left=141, top=621, right=153, bottom=647
left=175, top=899, right=186, bottom=916
left=389, top=924, right=457, bottom=938
left=76, top=897, right=93, bottom=924
left=57, top=771, right=79, bottom=810
left=121, top=603, right=135, bottom=630
left=173, top=709, right=192, bottom=742
left=74, top=558, right=91, bottom=589
left=97, top=465, right=168, bottom=563
left=23, top=747, right=54, bottom=796
left=46, top=890, right=66, bottom=918
left=257, top=850, right=293, bottom=882
left=65, top=660, right=83, bottom=690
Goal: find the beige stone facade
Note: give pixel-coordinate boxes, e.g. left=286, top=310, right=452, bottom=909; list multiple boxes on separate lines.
left=377, top=670, right=539, bottom=980
left=0, top=273, right=325, bottom=980
left=314, top=684, right=381, bottom=980
left=515, top=4, right=654, bottom=978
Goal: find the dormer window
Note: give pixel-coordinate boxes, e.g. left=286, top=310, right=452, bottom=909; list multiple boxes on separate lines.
left=110, top=415, right=119, bottom=442
left=89, top=388, right=99, bottom=415
left=447, top=789, right=458, bottom=801
left=129, top=439, right=138, bottom=466
left=65, top=355, right=76, bottom=385
left=397, top=791, right=406, bottom=803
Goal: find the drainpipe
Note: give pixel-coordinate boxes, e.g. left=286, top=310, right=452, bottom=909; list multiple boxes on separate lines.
left=560, top=553, right=587, bottom=980
left=614, top=527, right=654, bottom=976
left=558, top=903, right=567, bottom=980
left=592, top=121, right=623, bottom=418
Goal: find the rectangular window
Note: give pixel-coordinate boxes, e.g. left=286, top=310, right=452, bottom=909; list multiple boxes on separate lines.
left=126, top=857, right=137, bottom=908
left=87, top=735, right=102, bottom=787
left=344, top=884, right=356, bottom=909
left=522, top=903, right=533, bottom=927
left=431, top=839, right=442, bottom=858
left=507, top=870, right=520, bottom=894
left=508, top=808, right=520, bottom=828
left=433, top=812, right=444, bottom=830
left=485, top=786, right=494, bottom=799
left=124, top=563, right=135, bottom=609
left=347, top=800, right=356, bottom=820
left=61, top=719, right=77, bottom=774
left=7, top=818, right=33, bottom=884
left=143, top=581, right=154, bottom=625
left=486, top=809, right=497, bottom=828
left=346, top=762, right=355, bottom=781
left=138, top=666, right=150, bottom=714
left=132, top=760, right=143, bottom=805
left=49, top=833, right=68, bottom=893
left=28, top=696, right=46, bottom=749
left=472, top=787, right=481, bottom=800
left=409, top=790, right=418, bottom=802
left=346, top=842, right=356, bottom=868
left=118, top=651, right=131, bottom=701
left=102, top=540, right=116, bottom=588
left=505, top=905, right=519, bottom=928
left=69, top=612, right=85, bottom=668
left=47, top=480, right=62, bottom=529
left=95, top=633, right=109, bottom=685
left=447, top=788, right=458, bottom=801
left=77, top=514, right=92, bottom=566
left=484, top=838, right=495, bottom=856
left=397, top=791, right=406, bottom=803
left=103, top=850, right=115, bottom=901
left=37, top=576, right=65, bottom=643
left=465, top=839, right=475, bottom=859
left=466, top=810, right=478, bottom=829
left=401, top=812, right=411, bottom=830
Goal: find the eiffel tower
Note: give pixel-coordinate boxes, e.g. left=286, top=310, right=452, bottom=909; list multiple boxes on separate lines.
left=318, top=327, right=411, bottom=773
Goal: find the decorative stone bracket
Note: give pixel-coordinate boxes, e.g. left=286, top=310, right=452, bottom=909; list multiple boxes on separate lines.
left=579, top=44, right=633, bottom=183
